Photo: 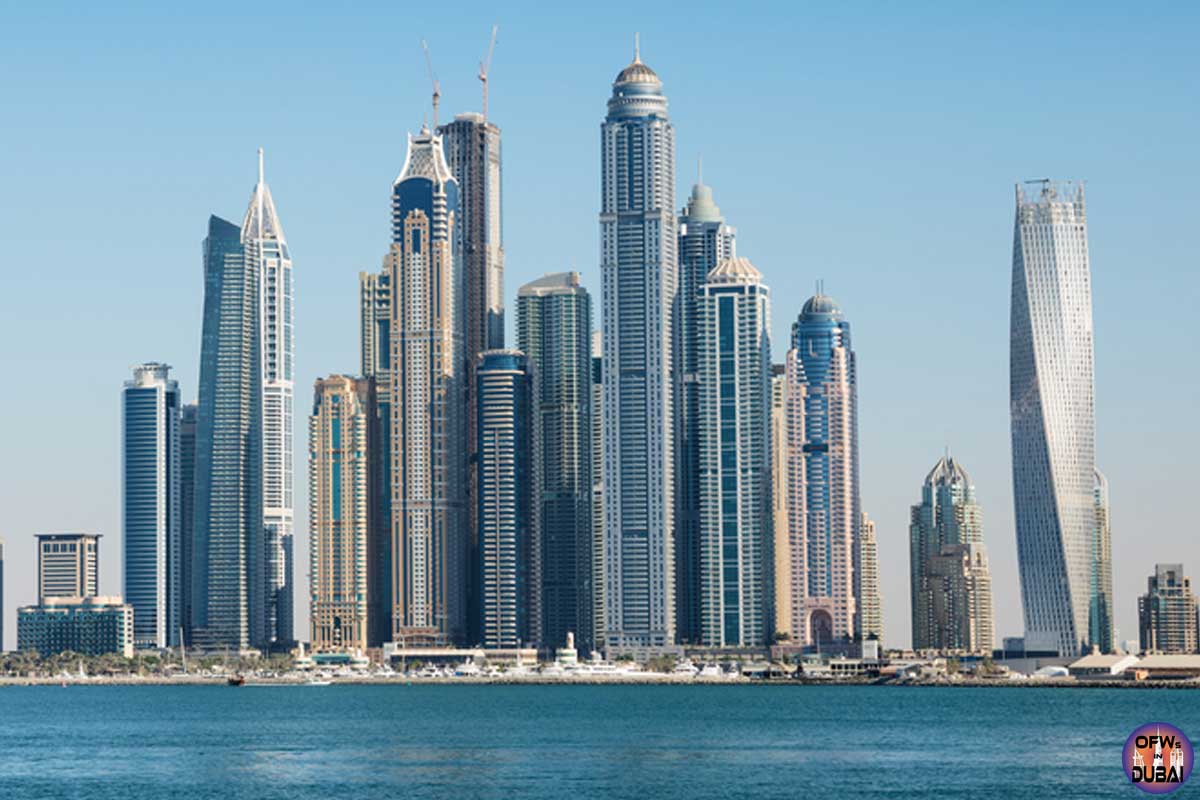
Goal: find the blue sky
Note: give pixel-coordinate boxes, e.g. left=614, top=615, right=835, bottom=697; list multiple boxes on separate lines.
left=1, top=1, right=1197, bottom=651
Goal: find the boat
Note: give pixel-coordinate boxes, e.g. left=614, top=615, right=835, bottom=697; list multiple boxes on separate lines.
left=304, top=679, right=332, bottom=686
left=227, top=674, right=245, bottom=686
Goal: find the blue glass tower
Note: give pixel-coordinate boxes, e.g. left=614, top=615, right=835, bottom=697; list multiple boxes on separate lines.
left=122, top=362, right=181, bottom=650
left=784, top=294, right=861, bottom=649
left=194, top=214, right=264, bottom=651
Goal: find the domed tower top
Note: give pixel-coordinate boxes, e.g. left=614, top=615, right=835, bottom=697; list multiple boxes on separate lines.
left=607, top=34, right=668, bottom=120
left=799, top=293, right=843, bottom=320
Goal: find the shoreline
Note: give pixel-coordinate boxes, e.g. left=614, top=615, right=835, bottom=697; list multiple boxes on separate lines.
left=1, top=675, right=1197, bottom=689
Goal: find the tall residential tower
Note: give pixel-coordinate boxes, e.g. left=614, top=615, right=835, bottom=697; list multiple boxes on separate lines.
left=785, top=294, right=860, bottom=649
left=517, top=273, right=594, bottom=652
left=909, top=456, right=994, bottom=654
left=600, top=45, right=679, bottom=656
left=194, top=213, right=263, bottom=651
left=1010, top=180, right=1100, bottom=656
left=476, top=351, right=540, bottom=649
left=696, top=257, right=771, bottom=647
left=676, top=181, right=736, bottom=643
left=309, top=376, right=372, bottom=652
left=387, top=127, right=468, bottom=646
left=245, top=150, right=295, bottom=647
left=122, top=362, right=181, bottom=649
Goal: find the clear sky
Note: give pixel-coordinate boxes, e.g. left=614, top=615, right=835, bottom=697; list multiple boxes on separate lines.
left=1, top=1, right=1197, bottom=652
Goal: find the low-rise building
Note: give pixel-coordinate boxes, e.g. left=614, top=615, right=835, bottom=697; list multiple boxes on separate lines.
left=1067, top=653, right=1140, bottom=679
left=1132, top=654, right=1200, bottom=680
left=17, top=596, right=134, bottom=658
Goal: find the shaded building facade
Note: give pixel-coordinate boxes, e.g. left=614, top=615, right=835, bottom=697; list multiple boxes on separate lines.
left=516, top=273, right=593, bottom=651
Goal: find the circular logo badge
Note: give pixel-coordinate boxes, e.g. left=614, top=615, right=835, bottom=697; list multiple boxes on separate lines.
left=1124, top=723, right=1193, bottom=794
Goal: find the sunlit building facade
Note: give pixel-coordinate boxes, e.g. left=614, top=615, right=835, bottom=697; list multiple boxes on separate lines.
left=309, top=376, right=372, bottom=652
left=696, top=257, right=771, bottom=647
left=1010, top=180, right=1099, bottom=656
left=387, top=127, right=468, bottom=646
left=122, top=362, right=181, bottom=649
left=785, top=294, right=860, bottom=649
left=600, top=47, right=679, bottom=655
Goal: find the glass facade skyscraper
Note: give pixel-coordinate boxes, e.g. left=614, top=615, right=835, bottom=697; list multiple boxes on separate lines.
left=476, top=350, right=539, bottom=649
left=122, top=362, right=181, bottom=649
left=784, top=294, right=860, bottom=649
left=244, top=150, right=295, bottom=647
left=1139, top=563, right=1198, bottom=654
left=600, top=47, right=679, bottom=656
left=387, top=127, right=468, bottom=647
left=517, top=272, right=594, bottom=652
left=1010, top=180, right=1099, bottom=656
left=676, top=181, right=736, bottom=644
left=696, top=257, right=771, bottom=647
left=179, top=403, right=197, bottom=645
left=194, top=214, right=264, bottom=651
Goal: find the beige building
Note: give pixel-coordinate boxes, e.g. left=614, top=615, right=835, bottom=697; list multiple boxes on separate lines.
left=309, top=376, right=372, bottom=652
left=37, top=533, right=100, bottom=602
left=770, top=366, right=790, bottom=638
left=859, top=513, right=883, bottom=645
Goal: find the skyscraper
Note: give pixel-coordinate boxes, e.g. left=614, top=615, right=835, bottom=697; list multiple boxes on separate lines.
left=785, top=293, right=860, bottom=649
left=244, top=150, right=294, bottom=647
left=122, top=362, right=181, bottom=649
left=1092, top=469, right=1115, bottom=653
left=309, top=376, right=372, bottom=652
left=37, top=533, right=101, bottom=601
left=676, top=180, right=736, bottom=644
left=696, top=257, right=771, bottom=647
left=600, top=44, right=679, bottom=656
left=476, top=350, right=539, bottom=649
left=770, top=365, right=790, bottom=639
left=438, top=113, right=504, bottom=355
left=1139, top=564, right=1198, bottom=654
left=1010, top=180, right=1098, bottom=657
left=517, top=272, right=593, bottom=652
left=194, top=213, right=264, bottom=651
left=358, top=271, right=393, bottom=648
left=179, top=403, right=197, bottom=645
left=591, top=335, right=605, bottom=652
left=909, top=456, right=994, bottom=653
left=387, top=126, right=468, bottom=647
left=858, top=513, right=883, bottom=646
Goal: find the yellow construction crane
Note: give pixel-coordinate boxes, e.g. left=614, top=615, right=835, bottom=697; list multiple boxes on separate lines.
left=421, top=38, right=440, bottom=129
left=479, top=24, right=498, bottom=122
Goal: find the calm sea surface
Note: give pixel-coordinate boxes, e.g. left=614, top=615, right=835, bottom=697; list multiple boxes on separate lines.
left=0, top=684, right=1196, bottom=798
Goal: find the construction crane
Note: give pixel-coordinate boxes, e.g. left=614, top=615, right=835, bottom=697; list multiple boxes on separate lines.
left=421, top=38, right=440, bottom=129
left=478, top=24, right=498, bottom=122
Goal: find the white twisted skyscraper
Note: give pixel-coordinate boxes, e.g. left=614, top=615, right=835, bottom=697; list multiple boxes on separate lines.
left=1010, top=180, right=1099, bottom=657
left=600, top=42, right=678, bottom=656
left=243, top=149, right=294, bottom=646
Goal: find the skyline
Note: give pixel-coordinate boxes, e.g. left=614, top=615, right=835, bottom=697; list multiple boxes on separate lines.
left=2, top=3, right=1199, bottom=651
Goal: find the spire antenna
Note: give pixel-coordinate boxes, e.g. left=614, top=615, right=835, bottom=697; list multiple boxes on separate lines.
left=697, top=155, right=702, bottom=185
left=422, top=38, right=440, bottom=129
left=256, top=147, right=264, bottom=237
left=479, top=24, right=499, bottom=122
left=634, top=32, right=641, bottom=63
